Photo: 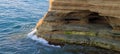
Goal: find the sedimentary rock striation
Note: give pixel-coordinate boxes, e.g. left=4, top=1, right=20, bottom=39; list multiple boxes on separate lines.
left=36, top=0, right=120, bottom=51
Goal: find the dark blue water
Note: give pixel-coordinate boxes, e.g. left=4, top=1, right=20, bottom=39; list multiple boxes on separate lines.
left=0, top=0, right=119, bottom=54
left=0, top=0, right=50, bottom=54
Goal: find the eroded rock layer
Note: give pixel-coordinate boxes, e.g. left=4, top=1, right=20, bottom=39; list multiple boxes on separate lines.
left=36, top=0, right=120, bottom=52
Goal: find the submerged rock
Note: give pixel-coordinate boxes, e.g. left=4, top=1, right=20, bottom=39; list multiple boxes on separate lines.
left=36, top=0, right=120, bottom=52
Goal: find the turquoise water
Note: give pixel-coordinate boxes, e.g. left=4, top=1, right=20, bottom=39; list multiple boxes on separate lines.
left=0, top=0, right=120, bottom=54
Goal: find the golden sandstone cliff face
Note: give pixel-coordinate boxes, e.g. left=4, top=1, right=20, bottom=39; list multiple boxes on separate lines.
left=36, top=0, right=120, bottom=51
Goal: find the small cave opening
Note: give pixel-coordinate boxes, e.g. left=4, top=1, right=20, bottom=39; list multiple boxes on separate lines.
left=88, top=12, right=109, bottom=25
left=87, top=12, right=113, bottom=29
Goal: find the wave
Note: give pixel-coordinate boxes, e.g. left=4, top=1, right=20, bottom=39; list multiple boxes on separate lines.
left=27, top=29, right=60, bottom=48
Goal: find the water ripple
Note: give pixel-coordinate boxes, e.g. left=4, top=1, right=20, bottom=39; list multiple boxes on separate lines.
left=0, top=0, right=49, bottom=54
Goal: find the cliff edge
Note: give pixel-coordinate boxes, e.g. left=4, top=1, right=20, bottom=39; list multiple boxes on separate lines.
left=36, top=0, right=120, bottom=51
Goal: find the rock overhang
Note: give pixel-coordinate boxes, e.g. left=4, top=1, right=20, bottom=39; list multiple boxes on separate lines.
left=36, top=0, right=120, bottom=52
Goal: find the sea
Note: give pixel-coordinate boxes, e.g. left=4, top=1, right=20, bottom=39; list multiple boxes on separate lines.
left=0, top=0, right=119, bottom=54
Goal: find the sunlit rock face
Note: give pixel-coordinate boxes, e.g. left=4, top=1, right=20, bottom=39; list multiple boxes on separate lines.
left=36, top=0, right=120, bottom=51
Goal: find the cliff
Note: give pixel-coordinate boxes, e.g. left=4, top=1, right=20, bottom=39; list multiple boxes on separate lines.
left=36, top=0, right=120, bottom=52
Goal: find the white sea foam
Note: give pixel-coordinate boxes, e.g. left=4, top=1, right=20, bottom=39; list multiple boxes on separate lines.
left=27, top=29, right=61, bottom=48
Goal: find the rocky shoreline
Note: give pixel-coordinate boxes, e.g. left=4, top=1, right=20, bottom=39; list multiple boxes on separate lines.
left=36, top=0, right=120, bottom=52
